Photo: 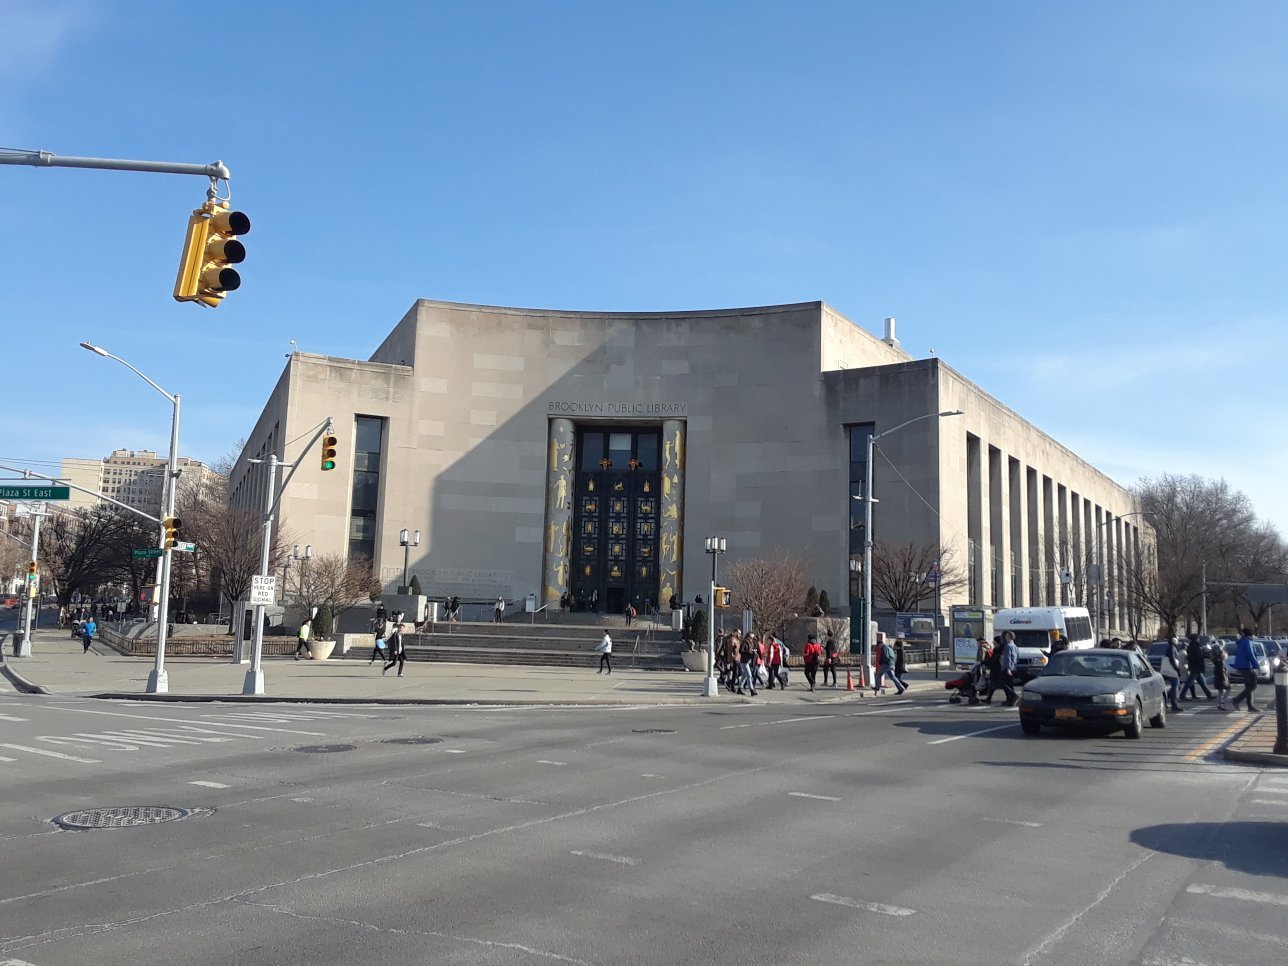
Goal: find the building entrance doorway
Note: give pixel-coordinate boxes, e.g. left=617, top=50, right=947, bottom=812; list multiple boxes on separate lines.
left=570, top=428, right=661, bottom=615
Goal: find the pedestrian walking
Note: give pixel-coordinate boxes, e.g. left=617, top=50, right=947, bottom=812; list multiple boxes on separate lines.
left=1159, top=637, right=1185, bottom=712
left=382, top=621, right=406, bottom=677
left=494, top=596, right=505, bottom=623
left=624, top=601, right=635, bottom=627
left=81, top=616, right=97, bottom=653
left=982, top=632, right=1017, bottom=705
left=873, top=639, right=907, bottom=694
left=369, top=614, right=389, bottom=665
left=1229, top=627, right=1261, bottom=712
left=894, top=640, right=909, bottom=690
left=765, top=635, right=787, bottom=690
left=802, top=635, right=822, bottom=692
left=1211, top=641, right=1231, bottom=710
left=822, top=632, right=839, bottom=687
left=1180, top=633, right=1214, bottom=701
left=294, top=618, right=312, bottom=660
left=739, top=632, right=759, bottom=695
left=596, top=631, right=613, bottom=674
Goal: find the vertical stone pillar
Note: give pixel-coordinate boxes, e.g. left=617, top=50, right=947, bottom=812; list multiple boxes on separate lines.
left=660, top=419, right=686, bottom=607
left=541, top=418, right=576, bottom=607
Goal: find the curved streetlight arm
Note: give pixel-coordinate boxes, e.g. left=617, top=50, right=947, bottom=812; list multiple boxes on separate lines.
left=80, top=343, right=177, bottom=404
left=874, top=409, right=965, bottom=443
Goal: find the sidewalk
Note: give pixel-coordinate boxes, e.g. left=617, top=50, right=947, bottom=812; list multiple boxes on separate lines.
left=1222, top=711, right=1288, bottom=767
left=1, top=629, right=918, bottom=707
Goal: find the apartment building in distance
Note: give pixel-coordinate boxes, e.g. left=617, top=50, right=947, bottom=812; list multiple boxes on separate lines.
left=61, top=449, right=220, bottom=513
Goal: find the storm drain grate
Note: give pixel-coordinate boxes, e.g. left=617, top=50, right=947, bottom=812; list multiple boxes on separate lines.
left=632, top=728, right=676, bottom=734
left=382, top=737, right=443, bottom=746
left=52, top=805, right=191, bottom=831
left=293, top=743, right=357, bottom=753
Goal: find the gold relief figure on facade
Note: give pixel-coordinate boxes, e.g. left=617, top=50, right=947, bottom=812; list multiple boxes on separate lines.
left=611, top=522, right=622, bottom=536
left=582, top=542, right=595, bottom=556
left=643, top=479, right=651, bottom=493
left=662, top=474, right=671, bottom=498
left=639, top=521, right=653, bottom=537
left=663, top=437, right=672, bottom=467
left=661, top=530, right=677, bottom=563
left=639, top=545, right=652, bottom=558
left=673, top=427, right=683, bottom=469
left=610, top=564, right=623, bottom=578
left=546, top=521, right=558, bottom=553
left=554, top=476, right=568, bottom=510
left=549, top=438, right=558, bottom=469
left=556, top=560, right=568, bottom=587
left=612, top=499, right=624, bottom=513
left=584, top=521, right=595, bottom=535
left=639, top=565, right=650, bottom=578
left=662, top=502, right=679, bottom=522
left=584, top=564, right=593, bottom=577
left=587, top=479, right=595, bottom=492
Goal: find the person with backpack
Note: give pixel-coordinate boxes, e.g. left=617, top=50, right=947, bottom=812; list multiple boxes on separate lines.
left=382, top=621, right=407, bottom=677
left=1229, top=627, right=1261, bottom=712
left=873, top=639, right=906, bottom=694
left=802, top=635, right=823, bottom=692
left=822, top=632, right=839, bottom=687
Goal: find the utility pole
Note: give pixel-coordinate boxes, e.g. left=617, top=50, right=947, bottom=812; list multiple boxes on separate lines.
left=17, top=506, right=47, bottom=657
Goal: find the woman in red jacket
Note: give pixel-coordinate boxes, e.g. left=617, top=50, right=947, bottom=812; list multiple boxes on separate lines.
left=802, top=635, right=823, bottom=692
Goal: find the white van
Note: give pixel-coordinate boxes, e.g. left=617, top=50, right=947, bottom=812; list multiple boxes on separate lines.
left=993, top=607, right=1094, bottom=682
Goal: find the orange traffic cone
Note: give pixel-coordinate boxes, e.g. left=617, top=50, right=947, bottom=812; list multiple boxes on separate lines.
left=846, top=668, right=855, bottom=691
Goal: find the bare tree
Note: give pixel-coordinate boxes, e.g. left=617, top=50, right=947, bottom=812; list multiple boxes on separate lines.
left=870, top=541, right=967, bottom=613
left=287, top=553, right=380, bottom=637
left=724, top=555, right=810, bottom=638
left=39, top=505, right=136, bottom=605
left=188, top=501, right=268, bottom=621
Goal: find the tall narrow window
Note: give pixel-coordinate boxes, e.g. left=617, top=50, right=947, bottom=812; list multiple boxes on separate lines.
left=847, top=423, right=874, bottom=556
left=348, top=415, right=384, bottom=562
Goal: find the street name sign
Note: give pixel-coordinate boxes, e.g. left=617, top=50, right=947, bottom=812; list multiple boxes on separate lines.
left=250, top=575, right=277, bottom=606
left=0, top=485, right=70, bottom=500
left=132, top=548, right=164, bottom=559
left=174, top=541, right=197, bottom=553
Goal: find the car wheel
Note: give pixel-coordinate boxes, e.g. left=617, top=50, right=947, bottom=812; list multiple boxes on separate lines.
left=1123, top=701, right=1143, bottom=739
left=1149, top=701, right=1166, bottom=729
left=1020, top=718, right=1041, bottom=736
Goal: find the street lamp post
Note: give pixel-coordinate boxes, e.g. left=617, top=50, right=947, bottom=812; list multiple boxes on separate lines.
left=860, top=410, right=964, bottom=688
left=399, top=528, right=420, bottom=592
left=703, top=536, right=726, bottom=698
left=848, top=557, right=862, bottom=662
left=81, top=342, right=180, bottom=694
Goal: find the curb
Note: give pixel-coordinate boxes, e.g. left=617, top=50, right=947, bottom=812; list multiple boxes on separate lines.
left=0, top=655, right=53, bottom=695
left=1222, top=748, right=1288, bottom=767
left=84, top=692, right=745, bottom=707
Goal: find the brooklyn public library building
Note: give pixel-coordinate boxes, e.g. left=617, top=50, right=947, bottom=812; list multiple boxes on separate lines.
left=231, top=299, right=1146, bottom=635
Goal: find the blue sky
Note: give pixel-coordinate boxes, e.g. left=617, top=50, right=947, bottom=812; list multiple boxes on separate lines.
left=3, top=1, right=1285, bottom=530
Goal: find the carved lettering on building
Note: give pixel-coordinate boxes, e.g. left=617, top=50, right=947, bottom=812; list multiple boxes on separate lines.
left=547, top=401, right=688, bottom=416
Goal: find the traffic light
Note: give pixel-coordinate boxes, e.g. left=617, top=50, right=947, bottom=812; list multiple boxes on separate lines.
left=320, top=434, right=338, bottom=471
left=715, top=587, right=732, bottom=609
left=26, top=560, right=38, bottom=580
left=174, top=201, right=251, bottom=307
left=162, top=515, right=182, bottom=549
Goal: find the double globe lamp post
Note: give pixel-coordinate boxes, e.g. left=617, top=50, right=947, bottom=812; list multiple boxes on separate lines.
left=702, top=536, right=726, bottom=697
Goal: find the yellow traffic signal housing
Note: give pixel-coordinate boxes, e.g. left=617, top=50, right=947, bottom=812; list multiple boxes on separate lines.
left=715, top=587, right=732, bottom=609
left=162, top=516, right=182, bottom=549
left=174, top=202, right=251, bottom=307
left=320, top=435, right=338, bottom=471
left=26, top=560, right=38, bottom=579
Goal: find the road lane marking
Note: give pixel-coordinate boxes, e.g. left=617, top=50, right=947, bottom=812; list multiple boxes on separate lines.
left=43, top=706, right=327, bottom=735
left=444, top=749, right=466, bottom=754
left=570, top=850, right=638, bottom=866
left=1187, top=883, right=1288, bottom=906
left=537, top=760, right=568, bottom=766
left=1184, top=718, right=1254, bottom=762
left=0, top=756, right=15, bottom=762
left=189, top=780, right=230, bottom=788
left=927, top=723, right=1017, bottom=744
left=0, top=713, right=28, bottom=721
left=982, top=816, right=1043, bottom=828
left=789, top=792, right=841, bottom=801
left=718, top=701, right=914, bottom=730
left=0, top=743, right=101, bottom=764
left=811, top=893, right=915, bottom=917
left=1251, top=799, right=1288, bottom=806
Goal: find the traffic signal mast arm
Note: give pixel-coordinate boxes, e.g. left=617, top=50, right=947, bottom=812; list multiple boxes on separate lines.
left=0, top=148, right=231, bottom=182
left=0, top=461, right=161, bottom=525
left=266, top=420, right=337, bottom=519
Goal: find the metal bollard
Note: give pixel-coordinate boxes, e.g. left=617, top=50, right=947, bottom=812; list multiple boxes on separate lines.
left=1274, top=668, right=1287, bottom=756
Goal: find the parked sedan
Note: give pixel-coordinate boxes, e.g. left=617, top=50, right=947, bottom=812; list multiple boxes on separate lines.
left=1018, top=648, right=1167, bottom=739
left=1224, top=640, right=1272, bottom=683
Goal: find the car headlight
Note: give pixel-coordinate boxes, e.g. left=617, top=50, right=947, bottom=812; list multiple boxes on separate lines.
left=1021, top=689, right=1044, bottom=702
left=1091, top=691, right=1128, bottom=705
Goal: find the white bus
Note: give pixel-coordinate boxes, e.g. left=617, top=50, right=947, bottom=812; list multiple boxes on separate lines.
left=993, top=606, right=1094, bottom=682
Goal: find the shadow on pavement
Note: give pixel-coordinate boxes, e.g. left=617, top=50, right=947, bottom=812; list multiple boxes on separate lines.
left=1131, top=821, right=1288, bottom=878
left=892, top=718, right=1020, bottom=738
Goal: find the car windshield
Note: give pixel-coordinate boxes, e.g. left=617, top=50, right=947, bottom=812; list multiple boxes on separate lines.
left=1044, top=652, right=1133, bottom=678
left=1147, top=642, right=1170, bottom=656
left=1010, top=630, right=1054, bottom=648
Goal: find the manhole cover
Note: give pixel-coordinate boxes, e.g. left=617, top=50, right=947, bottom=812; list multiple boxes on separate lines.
left=293, top=743, right=357, bottom=753
left=381, top=737, right=443, bottom=746
left=632, top=728, right=676, bottom=734
left=52, top=805, right=191, bottom=830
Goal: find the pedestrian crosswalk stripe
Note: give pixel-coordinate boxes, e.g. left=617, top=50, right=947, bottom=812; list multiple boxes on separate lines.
left=1187, top=883, right=1288, bottom=906
left=0, top=743, right=101, bottom=764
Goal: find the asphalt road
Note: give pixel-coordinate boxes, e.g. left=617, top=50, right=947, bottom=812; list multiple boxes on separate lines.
left=0, top=687, right=1283, bottom=966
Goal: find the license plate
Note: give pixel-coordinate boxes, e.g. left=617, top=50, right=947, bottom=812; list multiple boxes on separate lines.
left=1054, top=708, right=1078, bottom=719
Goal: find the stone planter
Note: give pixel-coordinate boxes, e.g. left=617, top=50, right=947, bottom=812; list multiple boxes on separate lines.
left=308, top=639, right=336, bottom=662
left=680, top=650, right=710, bottom=673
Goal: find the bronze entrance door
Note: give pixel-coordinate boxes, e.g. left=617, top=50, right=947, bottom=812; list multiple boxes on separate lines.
left=570, top=428, right=660, bottom=615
